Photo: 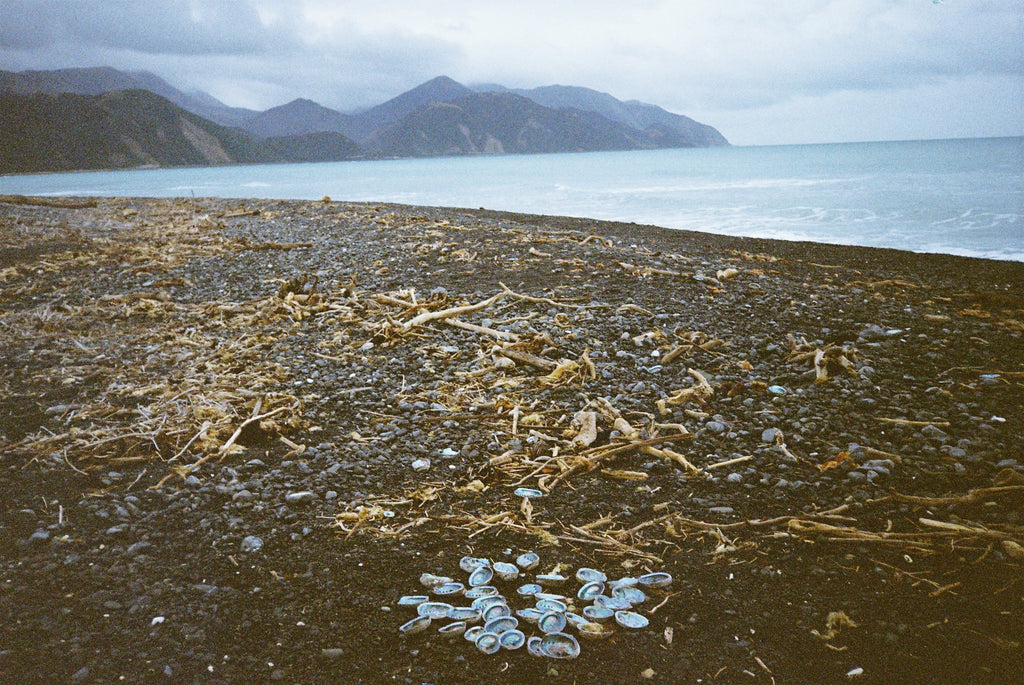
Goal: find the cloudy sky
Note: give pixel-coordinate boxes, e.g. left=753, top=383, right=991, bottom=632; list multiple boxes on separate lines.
left=1, top=0, right=1021, bottom=145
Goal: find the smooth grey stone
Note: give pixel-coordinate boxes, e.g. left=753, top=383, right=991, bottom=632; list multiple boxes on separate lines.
left=285, top=491, right=316, bottom=505
left=862, top=460, right=893, bottom=476
left=126, top=541, right=152, bottom=555
left=232, top=489, right=254, bottom=502
left=858, top=324, right=888, bottom=342
left=920, top=425, right=949, bottom=442
left=240, top=535, right=264, bottom=553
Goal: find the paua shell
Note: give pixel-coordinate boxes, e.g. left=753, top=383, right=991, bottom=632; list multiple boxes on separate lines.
left=471, top=595, right=507, bottom=613
left=538, top=632, right=580, bottom=659
left=399, top=615, right=431, bottom=635
left=516, top=551, right=540, bottom=570
left=499, top=629, right=527, bottom=650
left=608, top=576, right=638, bottom=589
left=467, top=565, right=494, bottom=587
left=593, top=595, right=632, bottom=611
left=535, top=598, right=568, bottom=614
left=515, top=607, right=544, bottom=624
left=582, top=605, right=614, bottom=623
left=577, top=581, right=605, bottom=601
left=492, top=562, right=520, bottom=581
left=614, top=610, right=650, bottom=629
left=447, top=606, right=481, bottom=623
left=637, top=572, right=672, bottom=589
left=475, top=631, right=501, bottom=655
left=538, top=611, right=567, bottom=634
left=483, top=616, right=518, bottom=635
left=397, top=595, right=429, bottom=607
left=612, top=585, right=646, bottom=605
left=564, top=612, right=587, bottom=628
left=513, top=487, right=544, bottom=498
left=575, top=567, right=607, bottom=583
left=432, top=582, right=465, bottom=596
left=416, top=601, right=454, bottom=618
left=481, top=603, right=512, bottom=622
left=459, top=556, right=490, bottom=572
left=419, top=573, right=453, bottom=589
left=438, top=621, right=467, bottom=637
left=576, top=621, right=615, bottom=640
left=463, top=585, right=499, bottom=599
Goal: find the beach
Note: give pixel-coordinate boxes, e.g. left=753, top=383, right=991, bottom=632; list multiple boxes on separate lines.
left=2, top=195, right=1022, bottom=684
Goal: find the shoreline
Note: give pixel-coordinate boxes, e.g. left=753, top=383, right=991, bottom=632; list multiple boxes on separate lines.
left=4, top=191, right=1024, bottom=268
left=3, top=135, right=1022, bottom=265
left=465, top=203, right=1024, bottom=273
left=2, top=195, right=1022, bottom=683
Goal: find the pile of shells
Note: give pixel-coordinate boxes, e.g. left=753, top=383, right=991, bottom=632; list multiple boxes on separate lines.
left=396, top=552, right=673, bottom=659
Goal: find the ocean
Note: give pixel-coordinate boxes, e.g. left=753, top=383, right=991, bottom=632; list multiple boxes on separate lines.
left=3, top=137, right=1022, bottom=262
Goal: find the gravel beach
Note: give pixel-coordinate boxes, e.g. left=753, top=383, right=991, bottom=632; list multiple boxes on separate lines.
left=2, top=195, right=1022, bottom=684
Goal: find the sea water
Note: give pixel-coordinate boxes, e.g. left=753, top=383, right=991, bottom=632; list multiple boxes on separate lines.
left=2, top=137, right=1021, bottom=262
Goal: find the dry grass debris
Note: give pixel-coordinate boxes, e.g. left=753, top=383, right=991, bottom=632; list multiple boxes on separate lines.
left=5, top=197, right=1021, bottom=584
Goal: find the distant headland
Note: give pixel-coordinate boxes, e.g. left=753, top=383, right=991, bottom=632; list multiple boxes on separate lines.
left=0, top=67, right=728, bottom=174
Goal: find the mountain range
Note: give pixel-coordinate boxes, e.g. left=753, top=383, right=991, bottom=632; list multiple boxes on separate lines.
left=0, top=67, right=728, bottom=173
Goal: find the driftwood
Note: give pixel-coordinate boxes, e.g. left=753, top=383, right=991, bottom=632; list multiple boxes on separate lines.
left=543, top=432, right=695, bottom=491
left=242, top=241, right=314, bottom=251
left=571, top=411, right=598, bottom=448
left=867, top=485, right=1024, bottom=508
left=494, top=347, right=559, bottom=372
left=445, top=317, right=519, bottom=341
left=151, top=399, right=298, bottom=489
left=401, top=292, right=506, bottom=331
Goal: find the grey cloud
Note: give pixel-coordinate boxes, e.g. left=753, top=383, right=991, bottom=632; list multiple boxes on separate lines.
left=578, top=0, right=1024, bottom=110
left=0, top=0, right=463, bottom=109
left=1, top=0, right=298, bottom=56
left=154, top=25, right=463, bottom=110
left=0, top=1, right=61, bottom=49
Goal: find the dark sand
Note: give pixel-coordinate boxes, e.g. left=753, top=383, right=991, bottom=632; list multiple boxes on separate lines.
left=1, top=195, right=1022, bottom=684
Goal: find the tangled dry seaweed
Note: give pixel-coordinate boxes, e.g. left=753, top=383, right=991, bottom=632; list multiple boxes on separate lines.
left=4, top=196, right=1022, bottom=587
left=319, top=276, right=1024, bottom=572
left=3, top=200, right=312, bottom=486
left=4, top=194, right=1019, bottom=569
